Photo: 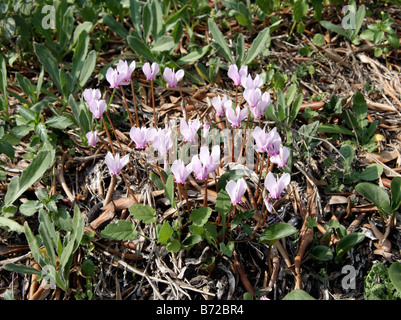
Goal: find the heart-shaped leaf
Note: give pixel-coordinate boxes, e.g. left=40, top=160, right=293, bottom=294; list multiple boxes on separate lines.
left=259, top=222, right=297, bottom=246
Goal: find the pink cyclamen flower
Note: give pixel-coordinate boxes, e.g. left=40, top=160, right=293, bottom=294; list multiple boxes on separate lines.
left=116, top=60, right=136, bottom=84
left=105, top=67, right=126, bottom=88
left=190, top=145, right=220, bottom=180
left=89, top=99, right=107, bottom=118
left=225, top=178, right=247, bottom=204
left=163, top=67, right=184, bottom=87
left=142, top=62, right=160, bottom=81
left=264, top=172, right=291, bottom=199
left=104, top=152, right=129, bottom=175
left=86, top=131, right=99, bottom=147
left=241, top=74, right=263, bottom=90
left=83, top=88, right=101, bottom=106
left=270, top=146, right=290, bottom=168
left=171, top=159, right=192, bottom=184
left=129, top=126, right=157, bottom=149
left=266, top=127, right=282, bottom=156
left=202, top=121, right=210, bottom=141
left=253, top=126, right=270, bottom=153
left=152, top=128, right=173, bottom=156
left=226, top=104, right=248, bottom=128
left=244, top=88, right=262, bottom=108
left=228, top=64, right=248, bottom=86
left=263, top=197, right=273, bottom=213
left=211, top=95, right=229, bottom=116
left=180, top=118, right=200, bottom=142
left=250, top=99, right=269, bottom=118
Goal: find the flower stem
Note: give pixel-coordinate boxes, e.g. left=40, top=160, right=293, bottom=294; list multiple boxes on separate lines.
left=102, top=117, right=115, bottom=155
left=130, top=79, right=140, bottom=127
left=238, top=108, right=251, bottom=163
left=151, top=80, right=157, bottom=128
left=231, top=127, right=235, bottom=162
left=120, top=85, right=134, bottom=127
left=203, top=175, right=208, bottom=207
left=183, top=183, right=191, bottom=213
left=121, top=169, right=139, bottom=204
left=254, top=152, right=265, bottom=199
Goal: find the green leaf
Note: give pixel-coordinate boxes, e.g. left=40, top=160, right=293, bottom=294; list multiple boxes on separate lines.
left=208, top=19, right=234, bottom=64
left=388, top=262, right=401, bottom=294
left=19, top=200, right=40, bottom=216
left=45, top=116, right=74, bottom=130
left=242, top=27, right=270, bottom=65
left=158, top=221, right=173, bottom=244
left=320, top=21, right=349, bottom=39
left=176, top=46, right=210, bottom=66
left=220, top=241, right=234, bottom=257
left=391, top=177, right=401, bottom=211
left=217, top=169, right=245, bottom=191
left=164, top=5, right=188, bottom=33
left=151, top=35, right=176, bottom=52
left=0, top=217, right=24, bottom=234
left=352, top=91, right=367, bottom=123
left=259, top=222, right=297, bottom=246
left=336, top=232, right=365, bottom=260
left=23, top=221, right=42, bottom=263
left=360, top=164, right=383, bottom=181
left=129, top=204, right=157, bottom=223
left=127, top=35, right=157, bottom=62
left=283, top=289, right=316, bottom=300
left=293, top=0, right=309, bottom=22
left=312, top=33, right=325, bottom=46
left=339, top=144, right=354, bottom=171
left=355, top=182, right=392, bottom=217
left=78, top=50, right=97, bottom=89
left=129, top=0, right=142, bottom=38
left=317, top=124, right=354, bottom=136
left=182, top=234, right=203, bottom=247
left=164, top=174, right=175, bottom=208
left=3, top=149, right=54, bottom=209
left=151, top=0, right=163, bottom=40
left=3, top=263, right=42, bottom=275
left=33, top=43, right=61, bottom=91
left=82, top=259, right=95, bottom=277
left=289, top=93, right=303, bottom=124
left=0, top=139, right=14, bottom=159
left=166, top=238, right=181, bottom=252
left=102, top=13, right=128, bottom=38
left=189, top=207, right=212, bottom=227
left=100, top=220, right=138, bottom=241
left=310, top=245, right=333, bottom=261
left=215, top=190, right=231, bottom=216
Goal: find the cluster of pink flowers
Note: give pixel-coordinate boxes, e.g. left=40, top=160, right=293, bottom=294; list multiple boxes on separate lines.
left=82, top=59, right=291, bottom=212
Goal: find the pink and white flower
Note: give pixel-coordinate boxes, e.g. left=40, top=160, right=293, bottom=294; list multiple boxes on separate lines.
left=163, top=67, right=184, bottom=87
left=171, top=159, right=192, bottom=184
left=225, top=178, right=247, bottom=204
left=180, top=118, right=201, bottom=142
left=211, top=95, right=229, bottom=116
left=83, top=88, right=101, bottom=107
left=190, top=145, right=220, bottom=180
left=264, top=172, right=291, bottom=199
left=241, top=73, right=263, bottom=90
left=104, top=152, right=129, bottom=175
left=152, top=128, right=173, bottom=156
left=228, top=64, right=248, bottom=86
left=142, top=62, right=160, bottom=81
left=86, top=130, right=99, bottom=147
left=226, top=104, right=248, bottom=128
left=116, top=60, right=136, bottom=84
left=89, top=99, right=107, bottom=118
left=129, top=126, right=157, bottom=149
left=270, top=146, right=290, bottom=168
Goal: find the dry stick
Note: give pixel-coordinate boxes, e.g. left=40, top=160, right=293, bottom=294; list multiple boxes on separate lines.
left=120, top=85, right=135, bottom=127
left=121, top=170, right=140, bottom=204
left=102, top=117, right=116, bottom=155
left=183, top=183, right=191, bottom=213
left=105, top=111, right=134, bottom=175
left=104, top=175, right=117, bottom=206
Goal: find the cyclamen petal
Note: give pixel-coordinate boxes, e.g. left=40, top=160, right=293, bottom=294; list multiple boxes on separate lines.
left=226, top=105, right=248, bottom=128
left=163, top=67, right=184, bottom=87
left=190, top=145, right=220, bottom=180
left=130, top=126, right=157, bottom=149
left=86, top=131, right=99, bottom=147
left=228, top=64, right=248, bottom=86
left=270, top=146, right=290, bottom=168
left=264, top=172, right=291, bottom=199
left=152, top=128, right=173, bottom=156
left=105, top=152, right=129, bottom=175
left=244, top=88, right=262, bottom=108
left=89, top=99, right=107, bottom=118
left=171, top=159, right=192, bottom=184
left=211, top=95, right=229, bottom=116
left=241, top=74, right=263, bottom=90
left=142, top=62, right=159, bottom=81
left=83, top=88, right=101, bottom=106
left=117, top=60, right=136, bottom=83
left=225, top=178, right=247, bottom=204
left=180, top=118, right=200, bottom=142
